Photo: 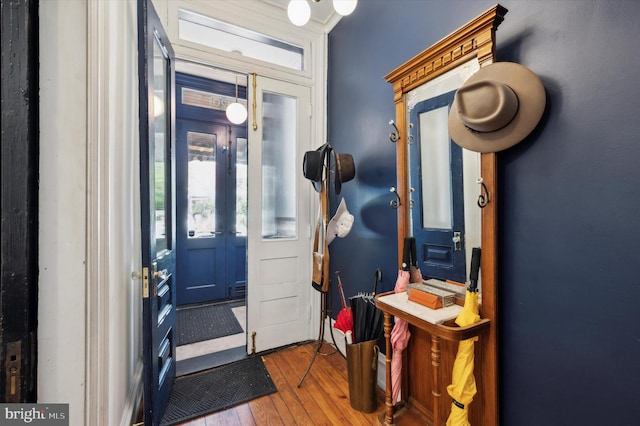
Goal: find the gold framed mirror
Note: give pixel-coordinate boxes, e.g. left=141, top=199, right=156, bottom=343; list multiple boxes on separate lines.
left=384, top=5, right=507, bottom=424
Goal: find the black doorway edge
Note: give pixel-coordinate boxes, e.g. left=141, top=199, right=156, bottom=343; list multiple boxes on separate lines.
left=1, top=0, right=40, bottom=402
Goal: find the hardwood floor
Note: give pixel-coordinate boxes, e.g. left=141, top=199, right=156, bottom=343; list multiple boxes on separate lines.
left=174, top=342, right=387, bottom=425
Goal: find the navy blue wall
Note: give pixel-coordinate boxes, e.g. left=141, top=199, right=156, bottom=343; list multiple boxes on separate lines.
left=327, top=1, right=640, bottom=424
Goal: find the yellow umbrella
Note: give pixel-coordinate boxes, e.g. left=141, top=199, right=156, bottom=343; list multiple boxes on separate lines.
left=446, top=247, right=481, bottom=426
left=446, top=291, right=480, bottom=426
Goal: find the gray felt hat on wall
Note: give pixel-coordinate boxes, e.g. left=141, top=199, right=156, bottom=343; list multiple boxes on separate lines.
left=448, top=62, right=546, bottom=153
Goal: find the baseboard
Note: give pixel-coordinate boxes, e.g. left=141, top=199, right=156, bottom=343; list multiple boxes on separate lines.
left=120, top=359, right=144, bottom=426
left=323, top=317, right=386, bottom=390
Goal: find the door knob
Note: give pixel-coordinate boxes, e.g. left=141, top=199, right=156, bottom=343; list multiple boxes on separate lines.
left=154, top=269, right=168, bottom=279
left=131, top=271, right=142, bottom=280
left=452, top=232, right=462, bottom=251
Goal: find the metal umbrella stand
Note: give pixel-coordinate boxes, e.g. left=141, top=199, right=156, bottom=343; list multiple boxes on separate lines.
left=345, top=269, right=384, bottom=413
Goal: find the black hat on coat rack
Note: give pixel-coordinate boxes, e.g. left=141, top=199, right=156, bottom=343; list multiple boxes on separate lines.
left=303, top=143, right=356, bottom=195
left=303, top=143, right=332, bottom=192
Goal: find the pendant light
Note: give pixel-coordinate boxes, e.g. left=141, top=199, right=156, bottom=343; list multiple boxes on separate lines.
left=332, top=0, right=357, bottom=16
left=225, top=75, right=247, bottom=125
left=287, top=0, right=357, bottom=26
left=288, top=0, right=311, bottom=26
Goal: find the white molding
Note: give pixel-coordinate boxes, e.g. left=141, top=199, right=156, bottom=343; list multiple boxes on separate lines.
left=165, top=0, right=328, bottom=85
left=119, top=359, right=144, bottom=426
left=85, top=0, right=111, bottom=424
left=38, top=0, right=89, bottom=418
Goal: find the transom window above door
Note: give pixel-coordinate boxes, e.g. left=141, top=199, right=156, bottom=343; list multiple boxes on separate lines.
left=178, top=9, right=304, bottom=71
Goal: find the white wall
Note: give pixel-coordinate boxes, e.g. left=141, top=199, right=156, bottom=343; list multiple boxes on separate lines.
left=102, top=1, right=144, bottom=424
left=39, top=0, right=88, bottom=422
left=39, top=1, right=142, bottom=425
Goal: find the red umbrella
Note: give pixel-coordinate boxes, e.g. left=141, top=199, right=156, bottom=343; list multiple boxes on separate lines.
left=334, top=272, right=354, bottom=340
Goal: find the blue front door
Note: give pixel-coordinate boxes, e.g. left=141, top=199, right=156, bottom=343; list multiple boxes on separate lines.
left=175, top=73, right=248, bottom=305
left=138, top=0, right=177, bottom=423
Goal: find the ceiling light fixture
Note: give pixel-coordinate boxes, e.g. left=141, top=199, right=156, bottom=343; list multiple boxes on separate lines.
left=332, top=0, right=358, bottom=16
left=287, top=0, right=357, bottom=26
left=225, top=75, right=247, bottom=125
left=288, top=0, right=311, bottom=26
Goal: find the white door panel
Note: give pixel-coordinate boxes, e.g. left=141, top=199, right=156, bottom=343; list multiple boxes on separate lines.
left=247, top=75, right=314, bottom=353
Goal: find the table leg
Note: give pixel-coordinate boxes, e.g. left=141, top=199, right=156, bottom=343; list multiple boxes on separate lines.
left=431, top=334, right=441, bottom=426
left=383, top=312, right=394, bottom=425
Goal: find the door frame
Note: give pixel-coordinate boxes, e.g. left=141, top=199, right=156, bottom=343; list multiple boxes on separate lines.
left=0, top=0, right=39, bottom=403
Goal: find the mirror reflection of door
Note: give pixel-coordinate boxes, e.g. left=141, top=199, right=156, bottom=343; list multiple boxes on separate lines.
left=410, top=90, right=466, bottom=283
left=176, top=73, right=247, bottom=305
left=407, top=58, right=482, bottom=285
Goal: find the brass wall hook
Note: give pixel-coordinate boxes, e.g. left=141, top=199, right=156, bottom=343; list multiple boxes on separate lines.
left=389, top=120, right=400, bottom=143
left=390, top=187, right=414, bottom=209
left=390, top=187, right=401, bottom=209
left=477, top=177, right=491, bottom=208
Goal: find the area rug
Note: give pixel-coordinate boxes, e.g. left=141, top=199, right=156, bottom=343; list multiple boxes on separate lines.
left=176, top=303, right=244, bottom=346
left=160, top=356, right=277, bottom=425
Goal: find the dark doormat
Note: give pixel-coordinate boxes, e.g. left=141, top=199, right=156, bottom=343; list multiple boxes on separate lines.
left=177, top=302, right=244, bottom=346
left=160, top=356, right=277, bottom=425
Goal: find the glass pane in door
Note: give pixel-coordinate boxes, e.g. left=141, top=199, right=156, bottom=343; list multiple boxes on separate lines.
left=261, top=92, right=296, bottom=239
left=419, top=106, right=452, bottom=229
left=154, top=37, right=169, bottom=253
left=236, top=137, right=248, bottom=236
left=187, top=131, right=217, bottom=238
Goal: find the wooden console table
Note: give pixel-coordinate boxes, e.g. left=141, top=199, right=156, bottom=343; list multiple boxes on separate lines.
left=375, top=291, right=490, bottom=425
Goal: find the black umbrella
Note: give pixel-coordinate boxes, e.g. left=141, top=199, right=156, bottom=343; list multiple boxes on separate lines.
left=350, top=269, right=384, bottom=343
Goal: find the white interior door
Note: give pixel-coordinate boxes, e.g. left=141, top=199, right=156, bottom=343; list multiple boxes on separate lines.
left=247, top=74, right=314, bottom=353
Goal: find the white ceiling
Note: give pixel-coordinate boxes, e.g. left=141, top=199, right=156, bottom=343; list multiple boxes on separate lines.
left=260, top=0, right=338, bottom=26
